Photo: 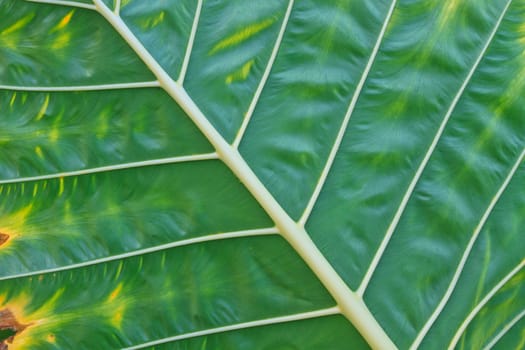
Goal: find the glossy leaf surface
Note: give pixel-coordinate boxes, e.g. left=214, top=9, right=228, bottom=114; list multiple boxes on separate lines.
left=0, top=0, right=524, bottom=349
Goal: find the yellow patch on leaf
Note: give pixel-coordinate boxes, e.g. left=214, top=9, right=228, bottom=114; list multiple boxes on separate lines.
left=0, top=294, right=34, bottom=349
left=0, top=13, right=35, bottom=50
left=519, top=24, right=525, bottom=45
left=49, top=128, right=59, bottom=143
left=96, top=110, right=110, bottom=139
left=139, top=11, right=165, bottom=29
left=1, top=13, right=35, bottom=36
left=111, top=309, right=124, bottom=328
left=34, top=146, right=44, bottom=159
left=32, top=184, right=39, bottom=197
left=51, top=32, right=71, bottom=50
left=9, top=93, right=17, bottom=108
left=35, top=95, right=50, bottom=121
left=437, top=0, right=461, bottom=32
left=210, top=18, right=276, bottom=55
left=0, top=204, right=34, bottom=248
left=51, top=10, right=75, bottom=32
left=115, top=261, right=124, bottom=279
left=2, top=289, right=65, bottom=350
left=493, top=64, right=525, bottom=117
left=46, top=333, right=56, bottom=344
left=108, top=283, right=123, bottom=302
left=225, top=59, right=255, bottom=84
left=102, top=287, right=128, bottom=329
left=58, top=177, right=65, bottom=197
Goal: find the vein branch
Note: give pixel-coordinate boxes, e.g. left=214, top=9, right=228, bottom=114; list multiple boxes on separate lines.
left=0, top=81, right=160, bottom=92
left=0, top=153, right=218, bottom=185
left=232, top=0, right=294, bottom=149
left=411, top=148, right=525, bottom=349
left=356, top=0, right=513, bottom=297
left=0, top=227, right=278, bottom=281
left=26, top=0, right=96, bottom=10
left=298, top=0, right=397, bottom=226
left=482, top=308, right=525, bottom=350
left=448, top=260, right=525, bottom=350
left=122, top=306, right=340, bottom=350
left=177, top=0, right=203, bottom=85
left=92, top=1, right=396, bottom=348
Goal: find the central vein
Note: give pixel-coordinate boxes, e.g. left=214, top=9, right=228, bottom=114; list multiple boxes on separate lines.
left=91, top=1, right=397, bottom=349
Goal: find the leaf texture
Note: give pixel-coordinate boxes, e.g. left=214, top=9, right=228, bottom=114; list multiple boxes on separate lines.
left=0, top=0, right=524, bottom=349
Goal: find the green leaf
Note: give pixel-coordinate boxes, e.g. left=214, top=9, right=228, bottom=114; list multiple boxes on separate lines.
left=1, top=0, right=524, bottom=349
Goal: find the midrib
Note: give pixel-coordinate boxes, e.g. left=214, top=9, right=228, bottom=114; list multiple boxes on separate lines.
left=92, top=0, right=397, bottom=348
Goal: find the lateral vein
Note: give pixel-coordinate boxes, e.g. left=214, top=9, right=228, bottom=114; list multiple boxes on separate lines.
left=232, top=0, right=295, bottom=148
left=411, top=148, right=525, bottom=349
left=482, top=308, right=525, bottom=350
left=92, top=1, right=397, bottom=348
left=0, top=153, right=218, bottom=185
left=0, top=81, right=160, bottom=92
left=448, top=260, right=525, bottom=350
left=357, top=0, right=514, bottom=297
left=121, top=306, right=340, bottom=350
left=177, top=0, right=203, bottom=85
left=26, top=0, right=96, bottom=10
left=298, top=0, right=397, bottom=226
left=0, top=227, right=279, bottom=281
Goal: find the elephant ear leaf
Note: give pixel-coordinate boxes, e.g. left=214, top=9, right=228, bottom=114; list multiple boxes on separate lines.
left=0, top=0, right=524, bottom=349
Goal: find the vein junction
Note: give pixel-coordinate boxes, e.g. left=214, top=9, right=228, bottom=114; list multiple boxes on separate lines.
left=11, top=0, right=399, bottom=348
left=89, top=0, right=397, bottom=348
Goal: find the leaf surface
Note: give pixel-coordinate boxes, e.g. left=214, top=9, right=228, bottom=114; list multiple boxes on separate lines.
left=0, top=0, right=524, bottom=349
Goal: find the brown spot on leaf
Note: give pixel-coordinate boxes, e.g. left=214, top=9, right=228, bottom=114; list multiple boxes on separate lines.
left=0, top=309, right=29, bottom=349
left=0, top=234, right=8, bottom=247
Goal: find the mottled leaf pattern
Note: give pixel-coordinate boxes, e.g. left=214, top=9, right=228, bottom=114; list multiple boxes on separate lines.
left=0, top=0, right=524, bottom=349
